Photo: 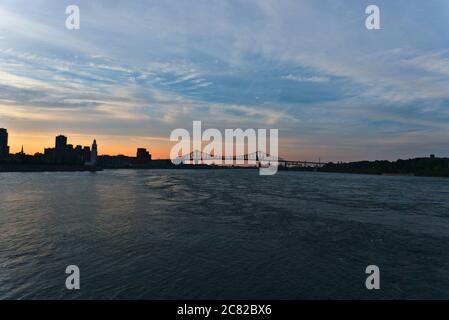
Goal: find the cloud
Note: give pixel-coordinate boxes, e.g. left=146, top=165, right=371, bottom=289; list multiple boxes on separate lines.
left=283, top=74, right=330, bottom=83
left=1, top=0, right=449, bottom=160
left=0, top=4, right=99, bottom=54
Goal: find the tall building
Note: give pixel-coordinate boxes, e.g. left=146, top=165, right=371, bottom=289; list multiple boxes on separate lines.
left=55, top=135, right=67, bottom=150
left=86, top=139, right=98, bottom=166
left=82, top=146, right=91, bottom=164
left=55, top=135, right=67, bottom=164
left=0, top=128, right=10, bottom=159
left=91, top=139, right=97, bottom=165
left=74, top=145, right=83, bottom=165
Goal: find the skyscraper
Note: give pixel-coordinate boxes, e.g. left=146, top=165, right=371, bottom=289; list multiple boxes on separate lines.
left=86, top=139, right=98, bottom=166
left=55, top=135, right=67, bottom=164
left=0, top=128, right=10, bottom=159
left=55, top=135, right=67, bottom=150
left=82, top=146, right=91, bottom=164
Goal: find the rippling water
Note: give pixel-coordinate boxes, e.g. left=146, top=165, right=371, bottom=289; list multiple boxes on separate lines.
left=0, top=169, right=448, bottom=299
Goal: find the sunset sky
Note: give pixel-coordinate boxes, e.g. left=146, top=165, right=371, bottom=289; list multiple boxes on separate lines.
left=1, top=1, right=449, bottom=161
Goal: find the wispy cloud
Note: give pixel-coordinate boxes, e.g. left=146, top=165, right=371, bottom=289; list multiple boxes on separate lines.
left=1, top=0, right=449, bottom=160
left=283, top=74, right=330, bottom=83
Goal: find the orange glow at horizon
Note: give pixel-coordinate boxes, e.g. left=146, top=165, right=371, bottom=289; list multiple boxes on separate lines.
left=7, top=131, right=173, bottom=159
left=5, top=129, right=328, bottom=162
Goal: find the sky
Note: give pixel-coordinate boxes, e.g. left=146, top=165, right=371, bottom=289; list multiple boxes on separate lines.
left=0, top=0, right=449, bottom=161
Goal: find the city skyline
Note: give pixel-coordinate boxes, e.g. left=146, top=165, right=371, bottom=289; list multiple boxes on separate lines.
left=1, top=127, right=445, bottom=165
left=1, top=127, right=145, bottom=160
left=1, top=128, right=168, bottom=159
left=1, top=1, right=449, bottom=161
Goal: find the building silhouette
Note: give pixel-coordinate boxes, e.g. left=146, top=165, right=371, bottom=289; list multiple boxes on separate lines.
left=136, top=147, right=152, bottom=163
left=98, top=147, right=156, bottom=168
left=0, top=129, right=171, bottom=170
left=40, top=134, right=97, bottom=166
left=85, top=139, right=98, bottom=166
left=83, top=146, right=91, bottom=164
left=0, top=129, right=174, bottom=170
left=54, top=135, right=67, bottom=164
left=55, top=135, right=67, bottom=150
left=0, top=128, right=9, bottom=159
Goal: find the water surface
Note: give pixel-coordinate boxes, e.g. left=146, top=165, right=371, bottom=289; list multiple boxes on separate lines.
left=0, top=170, right=448, bottom=299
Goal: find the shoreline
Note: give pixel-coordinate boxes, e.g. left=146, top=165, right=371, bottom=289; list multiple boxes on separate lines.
left=1, top=163, right=449, bottom=178
left=0, top=164, right=103, bottom=173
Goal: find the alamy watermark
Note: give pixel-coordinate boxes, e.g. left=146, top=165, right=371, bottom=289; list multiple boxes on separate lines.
left=365, top=5, right=380, bottom=30
left=64, top=4, right=379, bottom=31
left=65, top=5, right=80, bottom=30
left=65, top=265, right=80, bottom=290
left=365, top=265, right=380, bottom=290
left=170, top=121, right=279, bottom=175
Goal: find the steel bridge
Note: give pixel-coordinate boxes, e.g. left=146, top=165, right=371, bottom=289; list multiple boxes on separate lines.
left=174, top=150, right=325, bottom=168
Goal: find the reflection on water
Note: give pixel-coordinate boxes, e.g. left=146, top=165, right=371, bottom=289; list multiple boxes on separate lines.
left=0, top=170, right=448, bottom=299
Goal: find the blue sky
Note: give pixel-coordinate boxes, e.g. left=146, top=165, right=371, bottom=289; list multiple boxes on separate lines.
left=0, top=0, right=449, bottom=160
